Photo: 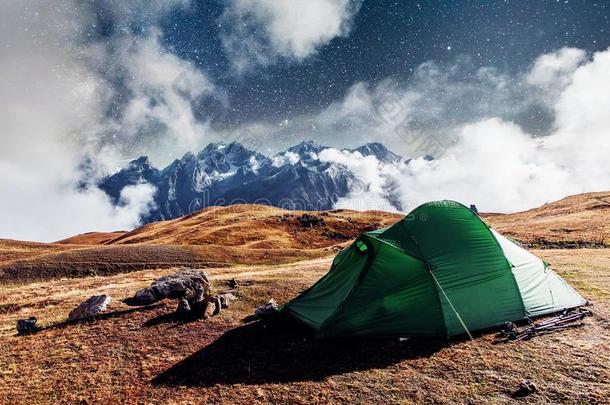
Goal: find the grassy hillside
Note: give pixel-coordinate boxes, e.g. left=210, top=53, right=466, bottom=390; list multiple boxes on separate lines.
left=0, top=206, right=400, bottom=283
left=484, top=191, right=610, bottom=248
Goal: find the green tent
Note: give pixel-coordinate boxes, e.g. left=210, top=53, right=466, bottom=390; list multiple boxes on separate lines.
left=282, top=200, right=586, bottom=338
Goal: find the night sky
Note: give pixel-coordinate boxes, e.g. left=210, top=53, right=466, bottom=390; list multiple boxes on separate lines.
left=2, top=0, right=610, bottom=240
left=106, top=0, right=610, bottom=127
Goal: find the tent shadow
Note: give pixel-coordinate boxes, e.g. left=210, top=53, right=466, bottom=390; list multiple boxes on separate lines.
left=152, top=319, right=446, bottom=387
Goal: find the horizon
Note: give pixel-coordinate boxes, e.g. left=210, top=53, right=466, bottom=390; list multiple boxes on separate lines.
left=1, top=1, right=609, bottom=241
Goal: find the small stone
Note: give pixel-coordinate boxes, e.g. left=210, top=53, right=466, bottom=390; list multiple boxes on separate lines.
left=212, top=296, right=222, bottom=315
left=176, top=298, right=191, bottom=316
left=512, top=379, right=538, bottom=398
left=68, top=295, right=111, bottom=321
left=255, top=298, right=278, bottom=318
left=16, top=317, right=40, bottom=335
left=218, top=293, right=237, bottom=309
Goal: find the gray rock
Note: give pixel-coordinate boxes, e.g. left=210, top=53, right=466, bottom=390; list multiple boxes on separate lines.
left=255, top=298, right=278, bottom=318
left=132, top=268, right=212, bottom=304
left=217, top=293, right=237, bottom=309
left=68, top=295, right=112, bottom=321
left=133, top=287, right=157, bottom=305
left=212, top=296, right=222, bottom=316
left=130, top=268, right=214, bottom=318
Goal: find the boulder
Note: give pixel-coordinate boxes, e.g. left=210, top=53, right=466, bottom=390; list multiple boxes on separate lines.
left=129, top=268, right=214, bottom=318
left=131, top=268, right=212, bottom=304
left=68, top=295, right=112, bottom=321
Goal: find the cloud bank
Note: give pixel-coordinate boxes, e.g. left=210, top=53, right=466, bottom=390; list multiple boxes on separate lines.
left=0, top=0, right=204, bottom=241
left=221, top=0, right=362, bottom=72
left=314, top=47, right=610, bottom=213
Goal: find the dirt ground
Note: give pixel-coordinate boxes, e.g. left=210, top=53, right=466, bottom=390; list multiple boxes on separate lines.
left=1, top=250, right=608, bottom=404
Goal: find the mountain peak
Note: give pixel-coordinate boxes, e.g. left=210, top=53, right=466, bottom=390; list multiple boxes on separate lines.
left=99, top=140, right=408, bottom=223
left=130, top=156, right=152, bottom=167
left=198, top=141, right=255, bottom=157
left=287, top=140, right=325, bottom=155
left=126, top=156, right=159, bottom=174
left=353, top=143, right=402, bottom=163
left=180, top=152, right=196, bottom=162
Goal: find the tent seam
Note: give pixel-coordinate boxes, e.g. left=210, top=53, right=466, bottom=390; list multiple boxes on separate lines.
left=317, top=236, right=377, bottom=336
left=398, top=218, right=449, bottom=338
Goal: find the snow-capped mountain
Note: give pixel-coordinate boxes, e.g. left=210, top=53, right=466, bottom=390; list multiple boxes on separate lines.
left=98, top=141, right=407, bottom=222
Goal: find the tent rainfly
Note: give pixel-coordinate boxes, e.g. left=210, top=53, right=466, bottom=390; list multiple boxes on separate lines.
left=281, top=200, right=586, bottom=338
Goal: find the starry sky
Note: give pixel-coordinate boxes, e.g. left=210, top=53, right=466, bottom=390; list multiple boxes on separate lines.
left=1, top=0, right=610, bottom=240
left=100, top=0, right=610, bottom=128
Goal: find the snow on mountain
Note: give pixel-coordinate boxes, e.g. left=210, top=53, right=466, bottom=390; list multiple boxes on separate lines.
left=352, top=142, right=404, bottom=163
left=98, top=141, right=408, bottom=222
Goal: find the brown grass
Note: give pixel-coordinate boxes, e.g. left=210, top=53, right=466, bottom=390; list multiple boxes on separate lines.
left=0, top=251, right=609, bottom=404
left=104, top=204, right=400, bottom=247
left=1, top=197, right=610, bottom=403
left=0, top=239, right=75, bottom=265
left=0, top=206, right=400, bottom=284
left=56, top=231, right=126, bottom=245
left=484, top=191, right=610, bottom=248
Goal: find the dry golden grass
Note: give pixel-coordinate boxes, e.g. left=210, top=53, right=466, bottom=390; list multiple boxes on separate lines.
left=1, top=198, right=610, bottom=403
left=104, top=204, right=400, bottom=247
left=0, top=251, right=609, bottom=404
left=484, top=191, right=610, bottom=248
left=0, top=206, right=400, bottom=284
left=56, top=231, right=126, bottom=245
left=0, top=239, right=75, bottom=265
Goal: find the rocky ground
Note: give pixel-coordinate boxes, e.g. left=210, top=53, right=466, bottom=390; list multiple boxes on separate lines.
left=0, top=250, right=608, bottom=404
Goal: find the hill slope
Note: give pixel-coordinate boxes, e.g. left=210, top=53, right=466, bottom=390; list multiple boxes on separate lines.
left=104, top=204, right=399, bottom=248
left=484, top=191, right=610, bottom=248
left=4, top=192, right=610, bottom=283
left=57, top=231, right=126, bottom=245
left=1, top=206, right=400, bottom=283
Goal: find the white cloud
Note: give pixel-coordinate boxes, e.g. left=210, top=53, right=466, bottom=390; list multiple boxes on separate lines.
left=96, top=31, right=220, bottom=165
left=0, top=0, right=204, bottom=241
left=221, top=0, right=361, bottom=72
left=113, top=183, right=158, bottom=227
left=526, top=47, right=587, bottom=88
left=272, top=151, right=301, bottom=166
left=315, top=47, right=610, bottom=213
left=230, top=55, right=561, bottom=153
